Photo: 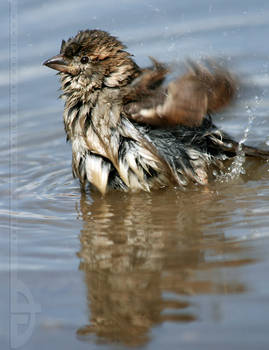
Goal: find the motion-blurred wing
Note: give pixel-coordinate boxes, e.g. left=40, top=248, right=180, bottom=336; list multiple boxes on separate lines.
left=125, top=61, right=237, bottom=128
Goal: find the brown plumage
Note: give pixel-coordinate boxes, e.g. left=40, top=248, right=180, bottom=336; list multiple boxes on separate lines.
left=124, top=60, right=236, bottom=127
left=43, top=29, right=269, bottom=194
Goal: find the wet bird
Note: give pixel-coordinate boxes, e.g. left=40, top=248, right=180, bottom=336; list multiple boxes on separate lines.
left=43, top=29, right=269, bottom=194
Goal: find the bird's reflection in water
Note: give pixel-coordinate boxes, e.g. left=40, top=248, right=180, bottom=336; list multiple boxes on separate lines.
left=76, top=187, right=253, bottom=346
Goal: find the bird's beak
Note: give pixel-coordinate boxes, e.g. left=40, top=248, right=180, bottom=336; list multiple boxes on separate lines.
left=43, top=54, right=80, bottom=75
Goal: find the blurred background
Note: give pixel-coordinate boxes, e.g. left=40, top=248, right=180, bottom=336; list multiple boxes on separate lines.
left=2, top=1, right=269, bottom=349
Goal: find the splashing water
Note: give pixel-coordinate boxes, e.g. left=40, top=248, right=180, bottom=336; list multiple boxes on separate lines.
left=217, top=100, right=259, bottom=182
left=228, top=105, right=255, bottom=176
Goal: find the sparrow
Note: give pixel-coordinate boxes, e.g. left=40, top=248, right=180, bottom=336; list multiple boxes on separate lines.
left=43, top=29, right=269, bottom=194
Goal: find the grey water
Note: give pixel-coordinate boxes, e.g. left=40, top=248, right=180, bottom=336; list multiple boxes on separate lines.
left=2, top=0, right=269, bottom=349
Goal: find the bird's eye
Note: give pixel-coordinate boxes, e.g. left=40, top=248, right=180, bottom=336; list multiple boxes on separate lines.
left=80, top=56, right=89, bottom=64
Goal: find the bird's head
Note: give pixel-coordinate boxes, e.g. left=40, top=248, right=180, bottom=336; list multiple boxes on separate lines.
left=43, top=30, right=139, bottom=99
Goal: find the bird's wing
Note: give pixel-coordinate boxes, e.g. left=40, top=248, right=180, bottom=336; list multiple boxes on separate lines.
left=124, top=61, right=237, bottom=128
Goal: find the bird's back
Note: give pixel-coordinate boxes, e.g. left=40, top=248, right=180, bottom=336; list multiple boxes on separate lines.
left=133, top=118, right=231, bottom=186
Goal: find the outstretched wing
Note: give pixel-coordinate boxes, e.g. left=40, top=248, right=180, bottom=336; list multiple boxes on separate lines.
left=123, top=60, right=237, bottom=128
